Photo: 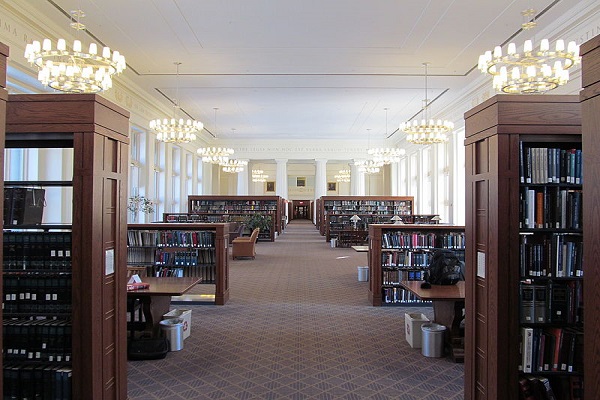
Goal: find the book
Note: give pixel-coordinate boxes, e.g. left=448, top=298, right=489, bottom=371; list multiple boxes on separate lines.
left=520, top=284, right=535, bottom=323
left=127, top=282, right=150, bottom=291
left=533, top=285, right=547, bottom=323
left=522, top=327, right=534, bottom=373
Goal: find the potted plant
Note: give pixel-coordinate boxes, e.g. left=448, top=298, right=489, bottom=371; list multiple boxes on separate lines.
left=244, top=213, right=272, bottom=236
left=128, top=195, right=155, bottom=222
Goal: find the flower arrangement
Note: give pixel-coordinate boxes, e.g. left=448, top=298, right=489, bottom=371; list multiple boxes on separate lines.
left=127, top=195, right=155, bottom=215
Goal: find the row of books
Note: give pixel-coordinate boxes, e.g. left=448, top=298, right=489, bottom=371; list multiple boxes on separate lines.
left=4, top=363, right=72, bottom=400
left=4, top=232, right=72, bottom=272
left=520, top=234, right=583, bottom=278
left=519, top=375, right=582, bottom=400
left=191, top=205, right=277, bottom=212
left=127, top=229, right=216, bottom=248
left=191, top=200, right=278, bottom=206
left=3, top=302, right=72, bottom=316
left=126, top=247, right=155, bottom=264
left=147, top=265, right=216, bottom=282
left=520, top=326, right=583, bottom=374
left=519, top=145, right=582, bottom=185
left=382, top=251, right=433, bottom=268
left=520, top=281, right=582, bottom=325
left=4, top=276, right=71, bottom=305
left=520, top=187, right=582, bottom=230
left=381, top=232, right=465, bottom=250
left=3, top=319, right=71, bottom=363
left=326, top=200, right=413, bottom=207
left=155, top=249, right=216, bottom=266
left=382, top=269, right=424, bottom=285
left=382, top=287, right=430, bottom=305
left=3, top=187, right=46, bottom=226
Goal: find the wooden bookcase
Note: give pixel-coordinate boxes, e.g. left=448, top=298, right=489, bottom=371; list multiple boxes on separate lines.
left=0, top=41, right=8, bottom=394
left=126, top=223, right=229, bottom=305
left=368, top=224, right=465, bottom=306
left=186, top=195, right=285, bottom=242
left=318, top=196, right=414, bottom=241
left=4, top=94, right=130, bottom=399
left=581, top=35, right=600, bottom=400
left=464, top=95, right=581, bottom=400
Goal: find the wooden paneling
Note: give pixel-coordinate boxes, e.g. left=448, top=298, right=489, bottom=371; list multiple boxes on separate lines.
left=0, top=41, right=7, bottom=394
left=581, top=36, right=600, bottom=400
left=6, top=94, right=130, bottom=399
left=464, top=95, right=581, bottom=400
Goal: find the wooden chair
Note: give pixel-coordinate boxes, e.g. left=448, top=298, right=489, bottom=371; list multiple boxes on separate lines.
left=232, top=228, right=260, bottom=259
left=127, top=266, right=148, bottom=337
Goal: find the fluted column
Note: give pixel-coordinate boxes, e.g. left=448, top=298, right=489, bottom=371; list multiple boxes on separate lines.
left=275, top=159, right=288, bottom=199
left=237, top=159, right=249, bottom=195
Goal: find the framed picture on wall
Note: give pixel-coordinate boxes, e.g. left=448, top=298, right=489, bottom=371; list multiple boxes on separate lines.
left=296, top=177, right=306, bottom=187
left=327, top=182, right=337, bottom=192
left=266, top=181, right=275, bottom=192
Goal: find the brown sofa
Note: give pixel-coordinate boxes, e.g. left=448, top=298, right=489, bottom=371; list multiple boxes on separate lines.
left=232, top=228, right=260, bottom=259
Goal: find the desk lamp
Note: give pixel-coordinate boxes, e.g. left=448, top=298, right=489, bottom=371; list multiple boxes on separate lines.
left=391, top=215, right=403, bottom=224
left=350, top=214, right=361, bottom=230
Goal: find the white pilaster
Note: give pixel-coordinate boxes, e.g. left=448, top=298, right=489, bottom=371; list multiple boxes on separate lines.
left=275, top=159, right=288, bottom=199
left=390, top=162, right=399, bottom=196
left=237, top=159, right=250, bottom=195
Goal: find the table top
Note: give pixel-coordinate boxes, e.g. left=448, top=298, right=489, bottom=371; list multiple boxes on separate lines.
left=399, top=280, right=465, bottom=301
left=127, top=277, right=201, bottom=296
left=351, top=245, right=369, bottom=252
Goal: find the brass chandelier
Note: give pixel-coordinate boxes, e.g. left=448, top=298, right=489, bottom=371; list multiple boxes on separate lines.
left=369, top=108, right=405, bottom=163
left=150, top=62, right=203, bottom=144
left=400, top=63, right=453, bottom=145
left=24, top=9, right=126, bottom=93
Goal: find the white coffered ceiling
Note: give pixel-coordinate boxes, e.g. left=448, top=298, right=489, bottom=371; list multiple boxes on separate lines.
left=7, top=0, right=593, bottom=146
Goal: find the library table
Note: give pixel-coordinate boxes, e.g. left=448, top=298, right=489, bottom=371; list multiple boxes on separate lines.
left=127, top=277, right=201, bottom=337
left=399, top=280, right=465, bottom=362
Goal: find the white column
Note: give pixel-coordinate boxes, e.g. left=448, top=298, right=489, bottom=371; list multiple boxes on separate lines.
left=237, top=159, right=249, bottom=195
left=275, top=159, right=288, bottom=199
left=390, top=162, right=399, bottom=196
left=351, top=159, right=366, bottom=195
left=314, top=159, right=327, bottom=222
left=202, top=162, right=213, bottom=194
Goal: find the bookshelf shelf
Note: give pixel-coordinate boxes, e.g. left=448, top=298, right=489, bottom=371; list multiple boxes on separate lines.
left=3, top=93, right=130, bottom=399
left=127, top=223, right=229, bottom=305
left=185, top=195, right=287, bottom=242
left=316, top=196, right=415, bottom=242
left=368, top=224, right=465, bottom=306
left=464, top=94, right=582, bottom=400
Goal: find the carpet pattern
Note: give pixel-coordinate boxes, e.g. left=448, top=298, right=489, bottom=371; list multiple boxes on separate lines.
left=127, top=220, right=464, bottom=399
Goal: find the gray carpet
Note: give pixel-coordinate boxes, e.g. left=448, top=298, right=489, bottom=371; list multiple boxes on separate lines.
left=127, top=220, right=464, bottom=399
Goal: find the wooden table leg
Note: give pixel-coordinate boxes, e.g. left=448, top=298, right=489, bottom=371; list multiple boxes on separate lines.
left=432, top=299, right=465, bottom=362
left=141, top=295, right=172, bottom=337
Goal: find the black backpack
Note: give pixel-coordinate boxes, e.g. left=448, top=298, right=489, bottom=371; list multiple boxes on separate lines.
left=425, top=249, right=464, bottom=285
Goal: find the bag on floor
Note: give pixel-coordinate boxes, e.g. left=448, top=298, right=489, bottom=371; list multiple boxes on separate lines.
left=425, top=249, right=464, bottom=285
left=127, top=337, right=169, bottom=360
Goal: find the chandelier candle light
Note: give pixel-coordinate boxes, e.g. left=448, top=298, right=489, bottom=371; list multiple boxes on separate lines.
left=252, top=169, right=269, bottom=182
left=335, top=169, right=351, bottom=183
left=369, top=108, right=405, bottom=164
left=150, top=62, right=203, bottom=144
left=197, top=108, right=235, bottom=164
left=24, top=9, right=126, bottom=93
left=477, top=8, right=580, bottom=94
left=221, top=159, right=248, bottom=173
left=400, top=63, right=453, bottom=145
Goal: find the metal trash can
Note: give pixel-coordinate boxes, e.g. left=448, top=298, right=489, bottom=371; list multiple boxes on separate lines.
left=421, top=323, right=446, bottom=357
left=357, top=266, right=369, bottom=282
left=159, top=318, right=184, bottom=351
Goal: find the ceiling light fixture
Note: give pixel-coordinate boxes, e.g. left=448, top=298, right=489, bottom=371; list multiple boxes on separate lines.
left=369, top=108, right=405, bottom=163
left=335, top=169, right=351, bottom=183
left=400, top=63, right=453, bottom=145
left=197, top=108, right=234, bottom=164
left=221, top=159, right=248, bottom=174
left=251, top=169, right=269, bottom=182
left=24, top=9, right=126, bottom=93
left=356, top=160, right=383, bottom=175
left=477, top=8, right=580, bottom=94
left=150, top=62, right=203, bottom=144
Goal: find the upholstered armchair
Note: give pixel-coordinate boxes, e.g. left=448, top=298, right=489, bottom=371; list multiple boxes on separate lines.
left=232, top=228, right=260, bottom=259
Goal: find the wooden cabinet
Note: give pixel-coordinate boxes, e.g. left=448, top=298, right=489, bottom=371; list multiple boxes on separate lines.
left=186, top=195, right=285, bottom=242
left=581, top=35, right=600, bottom=400
left=464, top=94, right=581, bottom=400
left=368, top=224, right=465, bottom=306
left=317, top=196, right=414, bottom=241
left=4, top=94, right=130, bottom=399
left=127, top=223, right=229, bottom=305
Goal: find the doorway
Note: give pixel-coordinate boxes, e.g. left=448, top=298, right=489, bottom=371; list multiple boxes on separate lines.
left=292, top=200, right=311, bottom=220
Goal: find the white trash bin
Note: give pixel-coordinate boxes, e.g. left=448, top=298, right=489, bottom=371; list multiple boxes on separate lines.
left=357, top=266, right=369, bottom=282
left=405, top=313, right=430, bottom=348
left=421, top=323, right=446, bottom=357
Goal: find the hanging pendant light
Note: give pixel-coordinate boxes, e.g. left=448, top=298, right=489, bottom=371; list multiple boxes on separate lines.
left=150, top=62, right=203, bottom=144
left=400, top=63, right=454, bottom=145
left=368, top=108, right=405, bottom=163
left=197, top=108, right=234, bottom=164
